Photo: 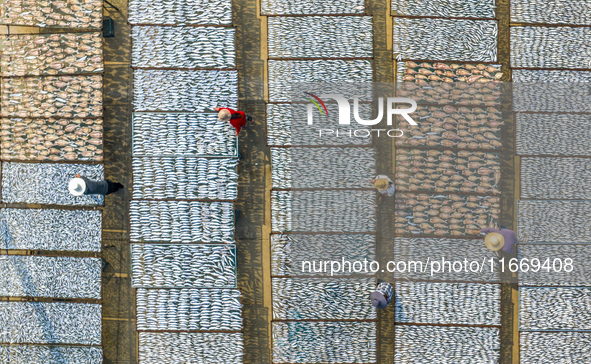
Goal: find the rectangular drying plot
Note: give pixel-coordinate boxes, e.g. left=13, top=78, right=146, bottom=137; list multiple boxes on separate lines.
left=395, top=282, right=500, bottom=325
left=268, top=16, right=372, bottom=58
left=519, top=244, right=591, bottom=286
left=139, top=332, right=243, bottom=364
left=2, top=162, right=104, bottom=206
left=511, top=0, right=591, bottom=25
left=128, top=0, right=232, bottom=25
left=133, top=70, right=237, bottom=112
left=136, top=288, right=242, bottom=331
left=392, top=0, right=495, bottom=18
left=270, top=147, right=376, bottom=189
left=131, top=244, right=237, bottom=288
left=262, top=0, right=364, bottom=14
left=272, top=277, right=376, bottom=320
left=131, top=26, right=235, bottom=69
left=271, top=190, right=376, bottom=233
left=130, top=200, right=234, bottom=243
left=516, top=114, right=591, bottom=156
left=520, top=287, right=591, bottom=330
left=521, top=157, right=591, bottom=199
left=395, top=325, right=500, bottom=363
left=0, top=255, right=101, bottom=299
left=271, top=233, right=375, bottom=276
left=0, top=0, right=102, bottom=28
left=0, top=302, right=101, bottom=345
left=0, top=32, right=103, bottom=77
left=518, top=200, right=591, bottom=243
left=0, top=208, right=101, bottom=252
left=521, top=332, right=591, bottom=363
left=273, top=321, right=376, bottom=363
left=0, top=345, right=103, bottom=364
left=132, top=157, right=238, bottom=200
left=393, top=18, right=497, bottom=62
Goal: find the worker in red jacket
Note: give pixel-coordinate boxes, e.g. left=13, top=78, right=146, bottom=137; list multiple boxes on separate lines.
left=215, top=107, right=253, bottom=135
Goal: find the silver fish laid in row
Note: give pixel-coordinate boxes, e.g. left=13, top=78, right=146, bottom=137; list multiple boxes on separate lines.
left=520, top=287, right=591, bottom=330
left=262, top=0, right=364, bottom=15
left=392, top=0, right=495, bottom=18
left=128, top=0, right=232, bottom=26
left=518, top=244, right=591, bottom=286
left=516, top=114, right=591, bottom=156
left=517, top=200, right=591, bottom=243
left=511, top=0, right=591, bottom=26
left=520, top=157, right=591, bottom=200
left=0, top=346, right=102, bottom=364
left=521, top=332, right=591, bottom=363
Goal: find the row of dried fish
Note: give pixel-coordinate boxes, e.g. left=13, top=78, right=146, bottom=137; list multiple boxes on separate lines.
left=128, top=0, right=232, bottom=25
left=131, top=26, right=236, bottom=69
left=521, top=157, right=591, bottom=199
left=136, top=288, right=242, bottom=331
left=392, top=0, right=495, bottom=18
left=0, top=302, right=101, bottom=345
left=513, top=69, right=591, bottom=83
left=273, top=321, right=376, bottom=363
left=521, top=332, right=591, bottom=363
left=2, top=162, right=104, bottom=205
left=272, top=278, right=376, bottom=320
left=0, top=32, right=103, bottom=76
left=393, top=19, right=498, bottom=62
left=511, top=27, right=591, bottom=69
left=261, top=0, right=364, bottom=14
left=271, top=234, right=375, bottom=276
left=131, top=244, right=237, bottom=288
left=132, top=157, right=238, bottom=200
left=511, top=0, right=591, bottom=25
left=0, top=255, right=101, bottom=299
left=271, top=190, right=376, bottom=232
left=1, top=118, right=103, bottom=162
left=139, top=332, right=243, bottom=364
left=519, top=244, right=591, bottom=286
left=395, top=193, right=500, bottom=236
left=395, top=325, right=499, bottom=363
left=1, top=75, right=103, bottom=118
left=518, top=200, right=591, bottom=243
left=513, top=83, right=591, bottom=113
left=397, top=61, right=503, bottom=84
left=133, top=113, right=237, bottom=157
left=395, top=104, right=503, bottom=149
left=396, top=149, right=501, bottom=194
left=130, top=201, right=234, bottom=243
left=395, top=282, right=500, bottom=325
left=520, top=287, right=591, bottom=330
left=268, top=16, right=372, bottom=58
left=271, top=147, right=376, bottom=189
left=0, top=208, right=102, bottom=252
left=0, top=345, right=102, bottom=364
left=0, top=0, right=103, bottom=28
left=133, top=70, right=237, bottom=112
left=268, top=60, right=372, bottom=102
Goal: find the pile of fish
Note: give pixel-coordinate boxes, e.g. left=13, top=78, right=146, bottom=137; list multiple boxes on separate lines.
left=132, top=26, right=236, bottom=69
left=268, top=60, right=372, bottom=102
left=396, top=149, right=501, bottom=194
left=1, top=75, right=103, bottom=118
left=511, top=0, right=591, bottom=24
left=395, top=325, right=500, bottom=363
left=0, top=302, right=101, bottom=344
left=272, top=277, right=376, bottom=320
left=271, top=233, right=375, bottom=276
left=271, top=147, right=376, bottom=189
left=394, top=237, right=499, bottom=282
left=519, top=244, right=591, bottom=286
left=133, top=113, right=237, bottom=157
left=0, top=208, right=102, bottom=252
left=511, top=27, right=591, bottom=69
left=0, top=117, right=104, bottom=162
left=393, top=19, right=498, bottom=62
left=133, top=70, right=237, bottom=112
left=271, top=190, right=376, bottom=232
left=395, top=282, right=501, bottom=325
left=268, top=16, right=373, bottom=58
left=516, top=114, right=591, bottom=156
left=136, top=288, right=242, bottom=331
left=392, top=0, right=495, bottom=18
left=513, top=69, right=591, bottom=83
left=521, top=332, right=591, bottom=363
left=395, top=193, right=500, bottom=236
left=132, top=157, right=238, bottom=200
left=518, top=200, right=591, bottom=243
left=521, top=157, right=591, bottom=199
left=131, top=244, right=237, bottom=288
left=273, top=321, right=376, bottom=363
left=2, top=162, right=104, bottom=205
left=139, top=332, right=243, bottom=364
left=0, top=32, right=103, bottom=77
left=520, top=287, right=591, bottom=330
left=0, top=345, right=103, bottom=364
left=129, top=201, right=234, bottom=243
left=0, top=0, right=103, bottom=28
left=128, top=0, right=232, bottom=25
left=0, top=256, right=101, bottom=299
left=261, top=0, right=365, bottom=15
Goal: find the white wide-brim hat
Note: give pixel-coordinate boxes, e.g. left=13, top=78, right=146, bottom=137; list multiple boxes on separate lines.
left=68, top=178, right=86, bottom=196
left=485, top=232, right=505, bottom=252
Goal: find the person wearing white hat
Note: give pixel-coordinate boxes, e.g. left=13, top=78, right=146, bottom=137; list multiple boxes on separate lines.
left=69, top=174, right=124, bottom=196
left=371, top=174, right=395, bottom=204
left=481, top=227, right=517, bottom=254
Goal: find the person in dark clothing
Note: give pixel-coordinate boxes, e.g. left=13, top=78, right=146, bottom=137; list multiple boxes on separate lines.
left=69, top=173, right=124, bottom=196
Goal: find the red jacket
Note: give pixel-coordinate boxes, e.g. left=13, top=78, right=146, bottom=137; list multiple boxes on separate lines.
left=220, top=107, right=246, bottom=134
